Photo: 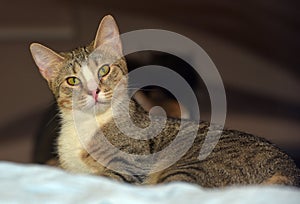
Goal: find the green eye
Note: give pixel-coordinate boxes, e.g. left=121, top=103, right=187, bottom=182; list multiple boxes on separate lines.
left=66, top=77, right=81, bottom=86
left=98, top=64, right=110, bottom=78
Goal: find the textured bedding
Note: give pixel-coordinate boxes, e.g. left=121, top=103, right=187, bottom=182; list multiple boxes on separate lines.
left=0, top=161, right=299, bottom=204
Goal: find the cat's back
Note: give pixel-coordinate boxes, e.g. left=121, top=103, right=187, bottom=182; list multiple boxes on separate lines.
left=175, top=123, right=300, bottom=186
left=148, top=117, right=300, bottom=187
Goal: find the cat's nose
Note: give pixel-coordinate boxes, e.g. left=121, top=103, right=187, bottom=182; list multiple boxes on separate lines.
left=90, top=88, right=100, bottom=102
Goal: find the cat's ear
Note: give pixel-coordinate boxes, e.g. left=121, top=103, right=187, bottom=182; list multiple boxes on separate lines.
left=93, top=15, right=123, bottom=56
left=30, top=43, right=64, bottom=81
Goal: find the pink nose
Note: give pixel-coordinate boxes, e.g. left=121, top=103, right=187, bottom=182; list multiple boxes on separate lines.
left=92, top=89, right=100, bottom=102
left=87, top=79, right=100, bottom=102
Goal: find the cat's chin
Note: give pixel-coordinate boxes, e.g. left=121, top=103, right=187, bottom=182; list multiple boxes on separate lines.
left=89, top=101, right=111, bottom=115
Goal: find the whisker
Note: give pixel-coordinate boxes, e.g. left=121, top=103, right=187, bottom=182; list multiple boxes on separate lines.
left=45, top=112, right=60, bottom=127
left=43, top=102, right=61, bottom=127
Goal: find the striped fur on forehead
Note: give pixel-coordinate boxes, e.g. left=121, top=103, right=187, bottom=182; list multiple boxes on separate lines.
left=61, top=46, right=92, bottom=74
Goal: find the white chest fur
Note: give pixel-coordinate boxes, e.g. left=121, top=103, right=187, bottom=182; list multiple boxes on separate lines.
left=57, top=108, right=113, bottom=173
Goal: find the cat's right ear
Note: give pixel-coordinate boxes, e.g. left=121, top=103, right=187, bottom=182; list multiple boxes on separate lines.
left=93, top=15, right=122, bottom=56
left=30, top=43, right=64, bottom=82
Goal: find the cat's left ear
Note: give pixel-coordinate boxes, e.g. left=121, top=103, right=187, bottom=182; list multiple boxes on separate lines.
left=93, top=15, right=123, bottom=56
left=30, top=43, right=65, bottom=82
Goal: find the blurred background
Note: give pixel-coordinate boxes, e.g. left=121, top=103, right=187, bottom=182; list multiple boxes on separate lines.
left=0, top=0, right=299, bottom=166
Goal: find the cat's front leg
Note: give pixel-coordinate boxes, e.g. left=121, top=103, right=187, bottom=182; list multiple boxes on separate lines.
left=143, top=170, right=198, bottom=185
left=80, top=150, right=141, bottom=183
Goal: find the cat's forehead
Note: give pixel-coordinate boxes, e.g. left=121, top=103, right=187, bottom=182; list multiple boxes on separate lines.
left=88, top=47, right=120, bottom=66
left=65, top=46, right=119, bottom=69
left=62, top=47, right=90, bottom=65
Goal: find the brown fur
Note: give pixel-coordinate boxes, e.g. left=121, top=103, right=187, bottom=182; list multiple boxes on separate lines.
left=30, top=15, right=300, bottom=188
left=263, top=173, right=293, bottom=185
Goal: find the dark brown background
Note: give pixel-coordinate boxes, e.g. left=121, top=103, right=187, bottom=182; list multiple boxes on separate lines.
left=0, top=0, right=299, bottom=165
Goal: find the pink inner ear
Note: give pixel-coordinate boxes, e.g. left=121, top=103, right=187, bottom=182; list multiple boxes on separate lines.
left=39, top=67, right=52, bottom=80
left=104, top=29, right=115, bottom=39
left=35, top=56, right=56, bottom=81
left=30, top=43, right=64, bottom=81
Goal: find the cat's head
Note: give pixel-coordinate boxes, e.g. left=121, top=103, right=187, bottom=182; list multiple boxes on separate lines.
left=30, top=15, right=128, bottom=115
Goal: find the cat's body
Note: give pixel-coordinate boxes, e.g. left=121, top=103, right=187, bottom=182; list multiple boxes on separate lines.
left=30, top=15, right=300, bottom=187
left=59, top=98, right=299, bottom=187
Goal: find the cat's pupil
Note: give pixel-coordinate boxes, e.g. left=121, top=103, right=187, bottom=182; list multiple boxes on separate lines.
left=66, top=77, right=81, bottom=86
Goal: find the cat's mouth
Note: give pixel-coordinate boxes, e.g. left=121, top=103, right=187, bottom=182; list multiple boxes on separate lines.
left=93, top=91, right=112, bottom=105
left=81, top=96, right=111, bottom=112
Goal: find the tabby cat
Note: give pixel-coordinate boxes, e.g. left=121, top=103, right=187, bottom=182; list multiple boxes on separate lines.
left=30, top=15, right=299, bottom=187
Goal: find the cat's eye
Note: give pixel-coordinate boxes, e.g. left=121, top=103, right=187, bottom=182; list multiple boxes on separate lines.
left=98, top=64, right=110, bottom=78
left=66, top=77, right=81, bottom=86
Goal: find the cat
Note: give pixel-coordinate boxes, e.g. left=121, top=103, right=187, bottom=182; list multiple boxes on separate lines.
left=30, top=15, right=300, bottom=187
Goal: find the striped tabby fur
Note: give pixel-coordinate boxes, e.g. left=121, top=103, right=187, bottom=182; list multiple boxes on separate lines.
left=30, top=15, right=300, bottom=187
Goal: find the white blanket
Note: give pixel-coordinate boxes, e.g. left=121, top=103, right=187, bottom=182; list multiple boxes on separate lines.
left=0, top=161, right=299, bottom=204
